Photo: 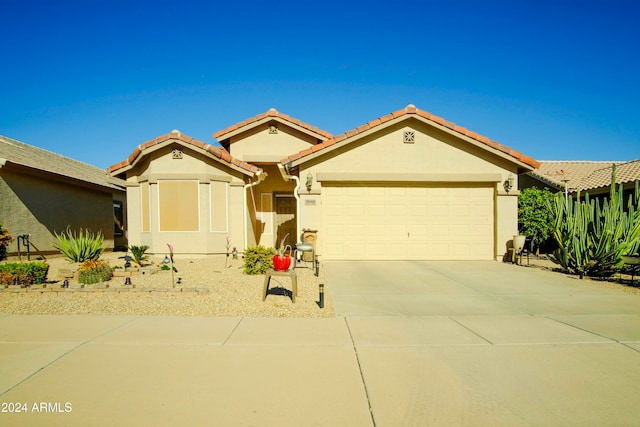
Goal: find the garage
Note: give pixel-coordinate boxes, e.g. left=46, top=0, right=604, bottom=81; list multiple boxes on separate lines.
left=280, top=105, right=538, bottom=262
left=322, top=183, right=494, bottom=260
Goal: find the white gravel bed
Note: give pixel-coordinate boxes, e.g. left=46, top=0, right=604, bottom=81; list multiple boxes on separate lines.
left=0, top=253, right=334, bottom=317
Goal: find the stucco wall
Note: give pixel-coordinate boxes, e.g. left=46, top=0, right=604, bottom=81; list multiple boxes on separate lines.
left=0, top=169, right=117, bottom=255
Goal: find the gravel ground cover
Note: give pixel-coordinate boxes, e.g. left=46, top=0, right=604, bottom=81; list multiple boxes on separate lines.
left=0, top=252, right=334, bottom=317
left=526, top=254, right=640, bottom=295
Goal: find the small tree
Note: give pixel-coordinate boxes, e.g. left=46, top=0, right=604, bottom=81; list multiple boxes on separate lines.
left=518, top=187, right=555, bottom=253
left=0, top=221, right=15, bottom=261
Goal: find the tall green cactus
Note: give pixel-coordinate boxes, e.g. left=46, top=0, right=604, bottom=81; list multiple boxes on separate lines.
left=548, top=165, right=640, bottom=278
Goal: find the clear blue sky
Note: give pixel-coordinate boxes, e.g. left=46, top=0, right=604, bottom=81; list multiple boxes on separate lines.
left=2, top=0, right=639, bottom=169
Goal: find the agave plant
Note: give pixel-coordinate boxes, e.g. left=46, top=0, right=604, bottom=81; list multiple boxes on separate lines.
left=127, top=245, right=150, bottom=266
left=54, top=227, right=105, bottom=262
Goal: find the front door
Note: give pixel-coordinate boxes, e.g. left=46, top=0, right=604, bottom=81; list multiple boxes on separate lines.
left=275, top=194, right=297, bottom=251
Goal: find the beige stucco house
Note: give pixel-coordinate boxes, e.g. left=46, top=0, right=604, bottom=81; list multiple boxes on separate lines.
left=0, top=135, right=126, bottom=256
left=108, top=105, right=539, bottom=260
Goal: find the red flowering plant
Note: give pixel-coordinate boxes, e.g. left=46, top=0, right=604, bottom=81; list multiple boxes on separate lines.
left=0, top=221, right=15, bottom=261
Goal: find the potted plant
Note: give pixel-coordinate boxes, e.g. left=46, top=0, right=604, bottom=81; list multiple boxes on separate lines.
left=273, top=234, right=292, bottom=271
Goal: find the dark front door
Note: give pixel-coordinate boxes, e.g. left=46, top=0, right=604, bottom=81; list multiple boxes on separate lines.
left=275, top=194, right=296, bottom=251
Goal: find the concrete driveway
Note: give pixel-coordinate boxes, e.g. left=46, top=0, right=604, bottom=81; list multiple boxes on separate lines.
left=327, top=261, right=640, bottom=426
left=1, top=261, right=640, bottom=426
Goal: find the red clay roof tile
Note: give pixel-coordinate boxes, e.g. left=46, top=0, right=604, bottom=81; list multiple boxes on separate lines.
left=430, top=115, right=445, bottom=125
left=280, top=104, right=539, bottom=169
left=379, top=113, right=394, bottom=123
left=108, top=131, right=258, bottom=176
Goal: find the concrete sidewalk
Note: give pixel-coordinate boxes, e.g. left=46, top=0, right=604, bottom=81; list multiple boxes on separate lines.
left=1, top=261, right=640, bottom=426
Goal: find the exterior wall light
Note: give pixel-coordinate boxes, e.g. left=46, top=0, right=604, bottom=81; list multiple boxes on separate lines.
left=503, top=174, right=515, bottom=193
left=305, top=172, right=313, bottom=192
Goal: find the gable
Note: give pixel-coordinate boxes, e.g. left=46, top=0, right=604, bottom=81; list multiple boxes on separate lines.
left=213, top=108, right=332, bottom=163
left=282, top=104, right=539, bottom=173
left=107, top=130, right=260, bottom=180
left=225, top=119, right=327, bottom=163
left=301, top=118, right=517, bottom=177
left=130, top=144, right=247, bottom=181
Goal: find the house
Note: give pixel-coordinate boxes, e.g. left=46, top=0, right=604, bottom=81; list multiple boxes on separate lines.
left=0, top=135, right=127, bottom=256
left=521, top=160, right=622, bottom=193
left=522, top=159, right=640, bottom=204
left=108, top=105, right=539, bottom=260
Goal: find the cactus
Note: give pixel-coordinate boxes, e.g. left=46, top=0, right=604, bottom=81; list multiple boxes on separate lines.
left=548, top=165, right=640, bottom=278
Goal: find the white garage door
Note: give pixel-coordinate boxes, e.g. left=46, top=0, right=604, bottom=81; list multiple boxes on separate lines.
left=322, top=183, right=494, bottom=260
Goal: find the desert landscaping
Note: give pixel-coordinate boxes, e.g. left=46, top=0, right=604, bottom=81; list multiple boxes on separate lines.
left=0, top=252, right=333, bottom=317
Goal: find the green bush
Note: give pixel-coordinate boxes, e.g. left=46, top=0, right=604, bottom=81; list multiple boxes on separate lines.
left=0, top=262, right=49, bottom=285
left=243, top=245, right=275, bottom=275
left=518, top=187, right=556, bottom=252
left=78, top=259, right=113, bottom=284
left=54, top=227, right=105, bottom=262
left=127, top=245, right=149, bottom=266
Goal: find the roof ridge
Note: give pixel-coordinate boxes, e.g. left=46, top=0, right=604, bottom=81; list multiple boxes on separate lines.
left=0, top=134, right=124, bottom=190
left=280, top=105, right=539, bottom=169
left=0, top=134, right=107, bottom=171
left=213, top=108, right=333, bottom=140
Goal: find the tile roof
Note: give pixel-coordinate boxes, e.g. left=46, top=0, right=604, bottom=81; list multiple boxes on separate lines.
left=213, top=108, right=333, bottom=141
left=530, top=160, right=624, bottom=192
left=280, top=104, right=540, bottom=169
left=0, top=135, right=125, bottom=191
left=107, top=130, right=260, bottom=176
left=577, top=159, right=640, bottom=192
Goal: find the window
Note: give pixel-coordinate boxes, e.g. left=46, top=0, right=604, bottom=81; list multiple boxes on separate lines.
left=141, top=182, right=150, bottom=232
left=113, top=201, right=124, bottom=236
left=158, top=180, right=199, bottom=231
left=210, top=181, right=228, bottom=232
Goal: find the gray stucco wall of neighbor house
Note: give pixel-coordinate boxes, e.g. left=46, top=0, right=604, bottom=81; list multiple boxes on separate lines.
left=0, top=170, right=116, bottom=256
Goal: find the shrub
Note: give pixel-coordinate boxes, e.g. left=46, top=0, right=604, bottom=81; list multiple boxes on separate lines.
left=128, top=245, right=150, bottom=266
left=54, top=227, right=105, bottom=262
left=243, top=245, right=276, bottom=275
left=0, top=221, right=15, bottom=261
left=78, top=259, right=113, bottom=284
left=0, top=262, right=49, bottom=285
left=518, top=187, right=556, bottom=253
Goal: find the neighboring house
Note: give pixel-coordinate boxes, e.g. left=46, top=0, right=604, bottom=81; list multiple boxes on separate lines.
left=109, top=105, right=539, bottom=261
left=523, top=160, right=640, bottom=202
left=521, top=160, right=622, bottom=193
left=0, top=135, right=127, bottom=256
